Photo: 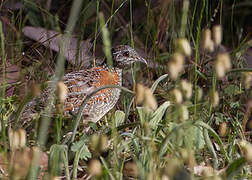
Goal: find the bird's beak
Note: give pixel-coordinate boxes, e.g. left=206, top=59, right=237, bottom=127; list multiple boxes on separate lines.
left=137, top=57, right=148, bottom=65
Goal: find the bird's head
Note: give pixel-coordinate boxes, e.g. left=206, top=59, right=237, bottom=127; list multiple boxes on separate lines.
left=112, top=45, right=147, bottom=68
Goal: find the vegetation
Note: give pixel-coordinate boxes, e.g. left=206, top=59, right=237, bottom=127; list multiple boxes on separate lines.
left=0, top=0, right=252, bottom=179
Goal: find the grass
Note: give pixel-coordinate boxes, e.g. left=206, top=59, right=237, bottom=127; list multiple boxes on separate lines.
left=0, top=0, right=252, bottom=179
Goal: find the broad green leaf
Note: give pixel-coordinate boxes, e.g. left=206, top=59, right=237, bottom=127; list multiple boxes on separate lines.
left=195, top=120, right=230, bottom=162
left=114, top=110, right=125, bottom=127
left=224, top=84, right=241, bottom=96
left=151, top=74, right=168, bottom=93
left=226, top=157, right=247, bottom=180
left=24, top=0, right=43, bottom=26
left=78, top=144, right=91, bottom=160
left=149, top=101, right=171, bottom=128
left=71, top=134, right=89, bottom=152
left=136, top=101, right=171, bottom=129
left=136, top=106, right=146, bottom=124
left=49, top=144, right=68, bottom=176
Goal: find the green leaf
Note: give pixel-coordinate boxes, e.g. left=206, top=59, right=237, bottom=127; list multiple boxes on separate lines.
left=226, top=157, right=247, bottom=180
left=224, top=85, right=241, bottom=96
left=194, top=126, right=205, bottom=149
left=151, top=74, right=168, bottom=93
left=149, top=101, right=171, bottom=129
left=49, top=144, right=68, bottom=176
left=114, top=110, right=125, bottom=127
left=136, top=101, right=171, bottom=129
left=23, top=0, right=43, bottom=26
left=80, top=1, right=97, bottom=23
left=136, top=106, right=146, bottom=124
left=184, top=125, right=205, bottom=150
left=159, top=121, right=193, bottom=157
left=194, top=121, right=230, bottom=162
left=78, top=144, right=91, bottom=160
left=71, top=134, right=91, bottom=160
left=203, top=128, right=218, bottom=168
left=230, top=102, right=240, bottom=108
left=71, top=134, right=89, bottom=152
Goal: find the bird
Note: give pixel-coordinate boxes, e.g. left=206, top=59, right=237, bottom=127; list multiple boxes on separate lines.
left=19, top=45, right=147, bottom=125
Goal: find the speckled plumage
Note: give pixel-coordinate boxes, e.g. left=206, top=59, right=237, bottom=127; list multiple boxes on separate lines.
left=62, top=67, right=122, bottom=122
left=20, top=45, right=146, bottom=124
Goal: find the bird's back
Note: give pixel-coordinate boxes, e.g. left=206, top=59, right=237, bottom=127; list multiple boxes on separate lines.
left=19, top=66, right=122, bottom=125
left=63, top=66, right=122, bottom=122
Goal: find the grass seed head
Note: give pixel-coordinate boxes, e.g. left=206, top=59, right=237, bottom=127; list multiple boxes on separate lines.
left=180, top=80, right=192, bottom=99
left=136, top=83, right=145, bottom=104
left=214, top=60, right=226, bottom=79
left=217, top=53, right=231, bottom=71
left=179, top=105, right=189, bottom=122
left=164, top=158, right=182, bottom=178
left=240, top=140, right=252, bottom=162
left=172, top=52, right=185, bottom=67
left=17, top=129, right=26, bottom=148
left=210, top=91, right=219, bottom=107
left=144, top=88, right=158, bottom=111
left=161, top=175, right=170, bottom=180
left=90, top=134, right=108, bottom=154
left=212, top=25, right=222, bottom=46
left=10, top=148, right=32, bottom=179
left=51, top=177, right=60, bottom=180
left=31, top=83, right=41, bottom=97
left=242, top=72, right=252, bottom=90
left=201, top=28, right=214, bottom=52
left=175, top=38, right=192, bottom=56
left=168, top=53, right=185, bottom=80
left=123, top=161, right=139, bottom=178
left=99, top=135, right=109, bottom=152
left=196, top=87, right=203, bottom=101
left=9, top=128, right=19, bottom=151
left=219, top=122, right=228, bottom=137
left=9, top=129, right=26, bottom=150
left=171, top=89, right=183, bottom=104
left=57, top=81, right=68, bottom=104
left=168, top=62, right=180, bottom=80
left=88, top=159, right=102, bottom=176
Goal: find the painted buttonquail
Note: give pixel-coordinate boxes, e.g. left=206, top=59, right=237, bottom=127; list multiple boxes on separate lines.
left=20, top=45, right=147, bottom=124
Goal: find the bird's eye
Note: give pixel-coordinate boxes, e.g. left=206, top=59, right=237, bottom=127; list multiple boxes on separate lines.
left=111, top=48, right=115, bottom=54
left=123, top=51, right=129, bottom=57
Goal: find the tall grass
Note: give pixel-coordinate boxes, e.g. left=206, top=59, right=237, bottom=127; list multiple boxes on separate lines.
left=0, top=0, right=252, bottom=179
